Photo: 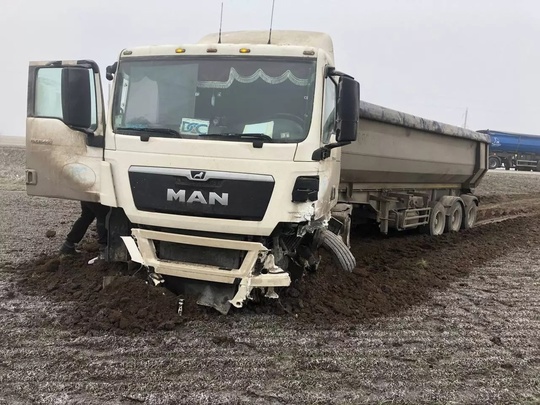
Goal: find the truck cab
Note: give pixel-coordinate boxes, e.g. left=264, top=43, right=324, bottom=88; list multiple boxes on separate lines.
left=25, top=31, right=360, bottom=313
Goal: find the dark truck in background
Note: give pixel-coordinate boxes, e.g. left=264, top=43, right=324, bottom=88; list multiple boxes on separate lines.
left=480, top=129, right=540, bottom=171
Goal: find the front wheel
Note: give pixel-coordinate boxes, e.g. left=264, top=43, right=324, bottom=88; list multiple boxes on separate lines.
left=320, top=229, right=356, bottom=272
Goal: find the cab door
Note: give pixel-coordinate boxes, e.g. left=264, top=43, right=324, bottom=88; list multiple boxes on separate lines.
left=26, top=60, right=105, bottom=202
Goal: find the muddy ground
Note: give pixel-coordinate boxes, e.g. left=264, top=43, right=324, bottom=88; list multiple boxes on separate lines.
left=1, top=145, right=539, bottom=404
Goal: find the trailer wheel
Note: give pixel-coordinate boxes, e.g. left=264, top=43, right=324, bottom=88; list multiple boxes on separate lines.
left=461, top=203, right=478, bottom=229
left=320, top=229, right=356, bottom=272
left=420, top=202, right=446, bottom=236
left=445, top=201, right=463, bottom=233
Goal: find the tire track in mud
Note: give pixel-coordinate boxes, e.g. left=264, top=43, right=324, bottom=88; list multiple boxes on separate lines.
left=477, top=193, right=540, bottom=223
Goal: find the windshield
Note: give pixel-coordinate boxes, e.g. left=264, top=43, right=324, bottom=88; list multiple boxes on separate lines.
left=112, top=57, right=316, bottom=143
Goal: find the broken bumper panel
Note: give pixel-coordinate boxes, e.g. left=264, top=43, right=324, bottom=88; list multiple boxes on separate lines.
left=121, top=228, right=291, bottom=308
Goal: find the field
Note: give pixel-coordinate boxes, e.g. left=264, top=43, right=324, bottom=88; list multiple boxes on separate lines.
left=1, top=143, right=539, bottom=404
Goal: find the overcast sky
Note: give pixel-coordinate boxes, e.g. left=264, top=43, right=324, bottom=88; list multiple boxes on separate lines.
left=1, top=0, right=539, bottom=136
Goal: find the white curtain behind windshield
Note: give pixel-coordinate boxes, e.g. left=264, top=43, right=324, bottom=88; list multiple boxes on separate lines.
left=113, top=57, right=316, bottom=142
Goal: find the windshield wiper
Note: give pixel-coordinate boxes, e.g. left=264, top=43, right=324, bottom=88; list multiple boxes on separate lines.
left=199, top=133, right=273, bottom=147
left=117, top=127, right=182, bottom=142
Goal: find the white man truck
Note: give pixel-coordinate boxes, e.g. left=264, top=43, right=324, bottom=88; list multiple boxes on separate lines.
left=26, top=31, right=489, bottom=313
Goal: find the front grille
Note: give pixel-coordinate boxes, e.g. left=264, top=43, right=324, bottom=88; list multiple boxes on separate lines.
left=129, top=167, right=275, bottom=221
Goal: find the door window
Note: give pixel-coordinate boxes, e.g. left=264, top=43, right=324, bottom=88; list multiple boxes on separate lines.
left=34, top=67, right=97, bottom=130
left=35, top=68, right=63, bottom=119
left=322, top=76, right=337, bottom=144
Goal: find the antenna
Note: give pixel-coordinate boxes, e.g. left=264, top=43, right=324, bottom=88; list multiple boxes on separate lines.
left=267, top=0, right=276, bottom=44
left=218, top=2, right=224, bottom=44
left=463, top=107, right=468, bottom=129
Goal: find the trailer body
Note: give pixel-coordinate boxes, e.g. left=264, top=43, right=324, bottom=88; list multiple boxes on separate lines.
left=340, top=102, right=488, bottom=234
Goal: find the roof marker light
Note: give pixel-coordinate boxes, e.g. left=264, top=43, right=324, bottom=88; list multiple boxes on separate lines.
left=239, top=48, right=251, bottom=54
left=175, top=48, right=186, bottom=54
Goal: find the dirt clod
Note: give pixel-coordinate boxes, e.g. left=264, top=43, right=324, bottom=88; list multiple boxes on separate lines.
left=490, top=336, right=503, bottom=346
left=42, top=258, right=60, bottom=272
left=212, top=336, right=236, bottom=346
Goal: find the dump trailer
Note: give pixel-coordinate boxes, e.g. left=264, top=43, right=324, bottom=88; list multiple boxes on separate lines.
left=479, top=129, right=540, bottom=171
left=340, top=102, right=488, bottom=240
left=25, top=30, right=489, bottom=313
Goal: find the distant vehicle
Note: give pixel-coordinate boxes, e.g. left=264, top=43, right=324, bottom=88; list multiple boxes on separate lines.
left=479, top=129, right=540, bottom=171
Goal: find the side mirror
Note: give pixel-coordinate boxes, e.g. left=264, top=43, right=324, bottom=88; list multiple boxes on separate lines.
left=336, top=76, right=360, bottom=143
left=61, top=67, right=92, bottom=128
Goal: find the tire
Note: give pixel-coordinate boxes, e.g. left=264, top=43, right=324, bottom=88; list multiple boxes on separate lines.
left=461, top=203, right=478, bottom=229
left=420, top=202, right=446, bottom=236
left=320, top=229, right=356, bottom=272
left=488, top=156, right=499, bottom=170
left=445, top=201, right=463, bottom=233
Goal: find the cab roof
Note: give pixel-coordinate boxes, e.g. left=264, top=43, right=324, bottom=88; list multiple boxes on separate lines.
left=198, top=30, right=334, bottom=60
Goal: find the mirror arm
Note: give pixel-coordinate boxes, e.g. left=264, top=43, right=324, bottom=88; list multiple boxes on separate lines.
left=76, top=59, right=101, bottom=74
left=312, top=141, right=351, bottom=161
left=325, top=66, right=355, bottom=80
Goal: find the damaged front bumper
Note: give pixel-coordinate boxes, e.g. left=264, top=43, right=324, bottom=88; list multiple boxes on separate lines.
left=121, top=228, right=291, bottom=311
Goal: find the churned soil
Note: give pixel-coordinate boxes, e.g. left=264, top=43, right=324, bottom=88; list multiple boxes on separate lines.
left=18, top=252, right=185, bottom=334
